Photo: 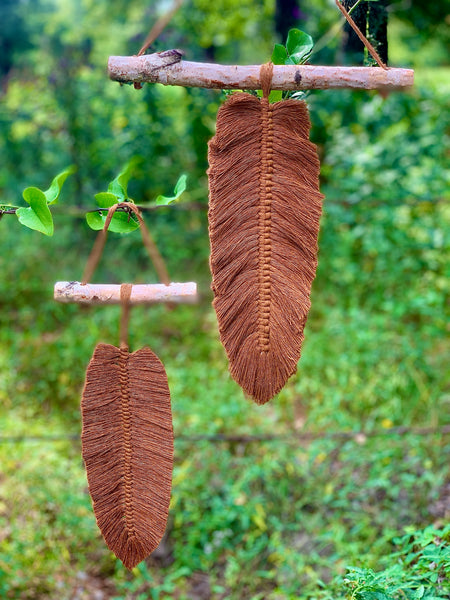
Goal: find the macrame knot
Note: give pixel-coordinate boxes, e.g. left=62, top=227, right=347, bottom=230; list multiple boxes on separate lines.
left=258, top=84, right=274, bottom=352
left=118, top=344, right=136, bottom=539
left=260, top=62, right=274, bottom=99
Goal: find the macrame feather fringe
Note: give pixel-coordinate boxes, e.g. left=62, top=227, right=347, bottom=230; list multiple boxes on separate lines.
left=81, top=343, right=173, bottom=569
left=208, top=93, right=323, bottom=404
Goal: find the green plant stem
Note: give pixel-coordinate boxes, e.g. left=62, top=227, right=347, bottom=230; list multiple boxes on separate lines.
left=347, top=0, right=366, bottom=16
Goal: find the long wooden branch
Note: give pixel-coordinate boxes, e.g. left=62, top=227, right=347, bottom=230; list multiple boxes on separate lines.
left=108, top=54, right=413, bottom=90
left=54, top=281, right=198, bottom=305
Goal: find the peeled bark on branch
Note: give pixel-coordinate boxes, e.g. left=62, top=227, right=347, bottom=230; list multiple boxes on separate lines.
left=54, top=281, right=198, bottom=305
left=108, top=55, right=413, bottom=90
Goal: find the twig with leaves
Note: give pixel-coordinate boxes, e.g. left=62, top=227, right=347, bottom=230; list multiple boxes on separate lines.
left=0, top=162, right=187, bottom=236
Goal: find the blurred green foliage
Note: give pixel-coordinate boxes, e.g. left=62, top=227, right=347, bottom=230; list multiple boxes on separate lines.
left=0, top=0, right=449, bottom=599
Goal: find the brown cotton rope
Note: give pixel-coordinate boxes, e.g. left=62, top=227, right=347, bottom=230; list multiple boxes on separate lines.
left=120, top=283, right=133, bottom=349
left=81, top=202, right=170, bottom=287
left=208, top=62, right=324, bottom=404
left=136, top=0, right=184, bottom=56
left=335, top=0, right=387, bottom=69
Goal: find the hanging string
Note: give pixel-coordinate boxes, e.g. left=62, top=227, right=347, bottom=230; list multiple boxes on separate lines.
left=119, top=283, right=133, bottom=349
left=335, top=0, right=387, bottom=69
left=81, top=203, right=170, bottom=286
left=136, top=0, right=184, bottom=56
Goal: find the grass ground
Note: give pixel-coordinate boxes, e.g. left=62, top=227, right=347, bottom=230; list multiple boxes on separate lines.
left=0, top=215, right=448, bottom=599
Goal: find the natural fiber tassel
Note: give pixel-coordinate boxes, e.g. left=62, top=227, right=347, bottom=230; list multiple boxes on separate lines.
left=208, top=66, right=323, bottom=404
left=81, top=343, right=173, bottom=569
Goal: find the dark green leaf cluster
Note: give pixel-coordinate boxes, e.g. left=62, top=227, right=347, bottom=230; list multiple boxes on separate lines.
left=272, top=28, right=314, bottom=66
left=270, top=28, right=314, bottom=102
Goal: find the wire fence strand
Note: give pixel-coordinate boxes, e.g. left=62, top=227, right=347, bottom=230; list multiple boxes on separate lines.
left=1, top=425, right=450, bottom=445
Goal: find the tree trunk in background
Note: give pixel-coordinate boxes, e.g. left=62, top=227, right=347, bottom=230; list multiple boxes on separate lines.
left=275, top=0, right=303, bottom=41
left=342, top=0, right=369, bottom=64
left=343, top=0, right=389, bottom=65
left=368, top=0, right=388, bottom=65
left=0, top=0, right=33, bottom=91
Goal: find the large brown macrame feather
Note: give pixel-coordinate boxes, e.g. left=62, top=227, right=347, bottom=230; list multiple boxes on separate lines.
left=81, top=343, right=173, bottom=569
left=208, top=93, right=323, bottom=404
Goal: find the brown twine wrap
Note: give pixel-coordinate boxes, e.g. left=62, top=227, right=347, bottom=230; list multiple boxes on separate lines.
left=207, top=62, right=324, bottom=404
left=120, top=283, right=133, bottom=349
left=260, top=61, right=274, bottom=99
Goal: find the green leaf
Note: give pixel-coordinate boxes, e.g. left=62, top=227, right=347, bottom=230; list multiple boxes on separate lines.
left=85, top=211, right=107, bottom=231
left=107, top=159, right=137, bottom=200
left=286, top=29, right=314, bottom=64
left=414, top=585, right=425, bottom=599
left=86, top=209, right=140, bottom=233
left=271, top=43, right=288, bottom=65
left=17, top=187, right=54, bottom=235
left=173, top=173, right=187, bottom=196
left=268, top=90, right=283, bottom=103
left=285, top=55, right=298, bottom=65
left=94, top=192, right=119, bottom=208
left=45, top=165, right=76, bottom=205
left=155, top=174, right=187, bottom=206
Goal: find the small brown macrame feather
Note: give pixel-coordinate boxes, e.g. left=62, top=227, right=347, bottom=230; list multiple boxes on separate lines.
left=81, top=343, right=173, bottom=569
left=208, top=93, right=323, bottom=404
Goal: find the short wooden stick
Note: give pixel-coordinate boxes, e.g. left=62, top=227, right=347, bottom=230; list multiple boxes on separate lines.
left=108, top=55, right=413, bottom=90
left=54, top=281, right=198, bottom=305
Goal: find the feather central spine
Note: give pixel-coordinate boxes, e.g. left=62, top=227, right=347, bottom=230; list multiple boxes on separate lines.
left=119, top=347, right=136, bottom=538
left=258, top=98, right=274, bottom=352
